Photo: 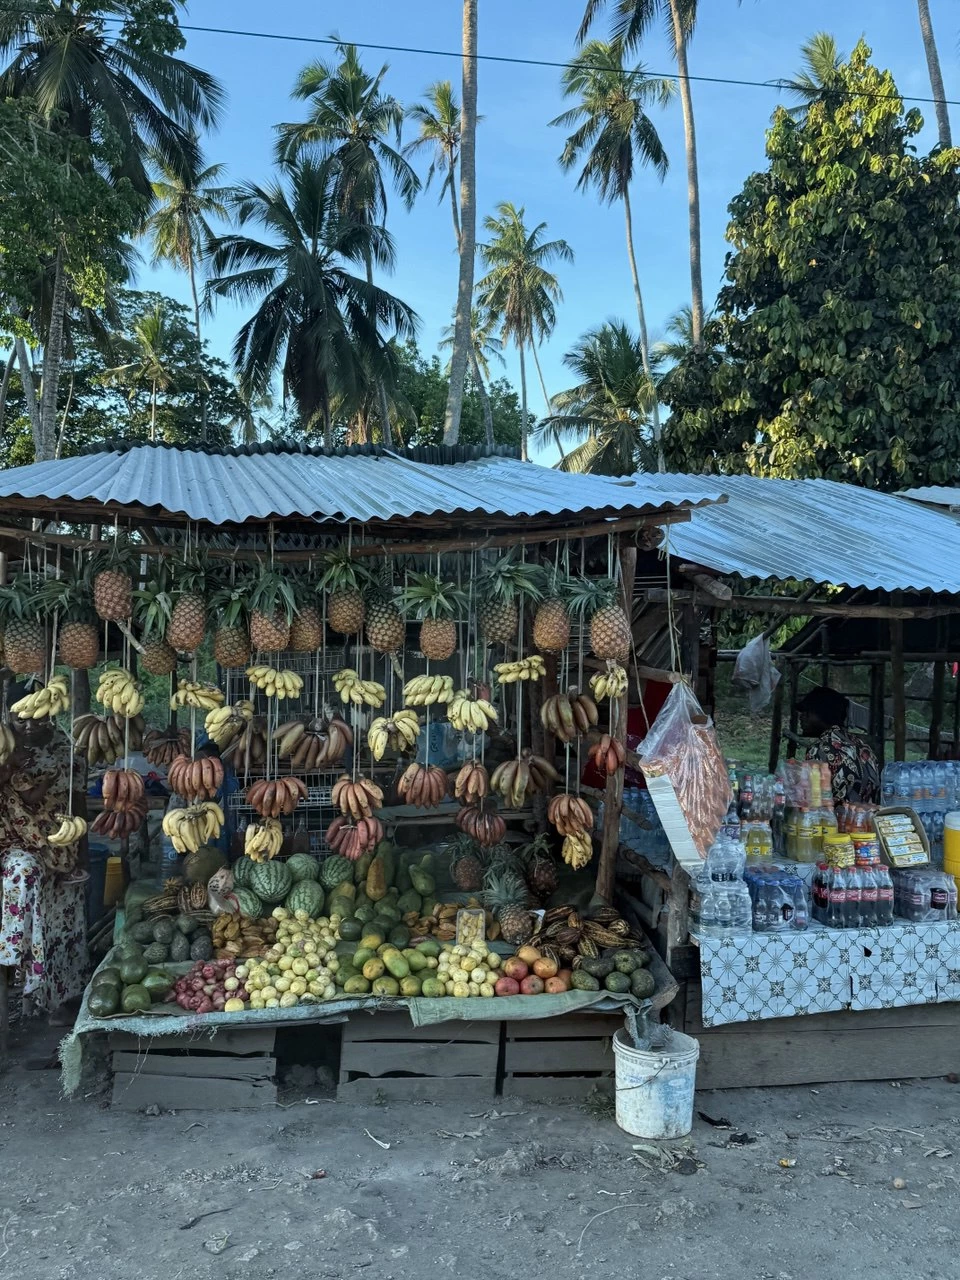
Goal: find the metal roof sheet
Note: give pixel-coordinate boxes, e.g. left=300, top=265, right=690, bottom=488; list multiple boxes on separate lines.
left=0, top=443, right=723, bottom=527
left=899, top=486, right=960, bottom=510
left=662, top=473, right=960, bottom=594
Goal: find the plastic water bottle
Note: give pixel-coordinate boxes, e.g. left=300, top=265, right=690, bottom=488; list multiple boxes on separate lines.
left=699, top=877, right=720, bottom=937
left=160, top=833, right=180, bottom=880
left=790, top=877, right=809, bottom=931
left=730, top=878, right=754, bottom=935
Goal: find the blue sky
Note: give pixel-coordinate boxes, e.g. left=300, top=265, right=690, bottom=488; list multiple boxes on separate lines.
left=145, top=0, right=956, bottom=442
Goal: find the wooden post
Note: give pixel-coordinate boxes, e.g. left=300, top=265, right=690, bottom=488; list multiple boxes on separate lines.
left=890, top=603, right=907, bottom=762
left=768, top=671, right=784, bottom=774
left=596, top=540, right=637, bottom=903
left=929, top=660, right=945, bottom=761
left=870, top=660, right=886, bottom=767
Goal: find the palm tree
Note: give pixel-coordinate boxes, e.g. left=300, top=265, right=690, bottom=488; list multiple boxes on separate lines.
left=553, top=40, right=672, bottom=463
left=579, top=0, right=703, bottom=346
left=476, top=202, right=573, bottom=461
left=0, top=1, right=224, bottom=458
left=439, top=306, right=504, bottom=446
left=779, top=32, right=845, bottom=119
left=443, top=0, right=479, bottom=445
left=533, top=320, right=659, bottom=474
left=205, top=157, right=418, bottom=448
left=103, top=303, right=192, bottom=441
left=915, top=0, right=952, bottom=149
left=276, top=42, right=420, bottom=447
left=144, top=146, right=230, bottom=341
left=229, top=385, right=277, bottom=446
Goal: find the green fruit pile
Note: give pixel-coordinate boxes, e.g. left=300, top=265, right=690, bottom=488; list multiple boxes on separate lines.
left=124, top=914, right=213, bottom=964
left=87, top=938, right=172, bottom=1018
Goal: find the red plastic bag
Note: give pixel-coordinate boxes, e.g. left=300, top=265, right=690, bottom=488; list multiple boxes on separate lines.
left=637, top=682, right=731, bottom=858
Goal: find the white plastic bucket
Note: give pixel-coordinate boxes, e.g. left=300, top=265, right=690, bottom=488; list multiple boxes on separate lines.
left=612, top=1026, right=699, bottom=1139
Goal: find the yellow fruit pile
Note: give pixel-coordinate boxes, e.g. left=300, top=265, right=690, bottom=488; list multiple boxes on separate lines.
left=436, top=942, right=502, bottom=997
left=241, top=909, right=342, bottom=1009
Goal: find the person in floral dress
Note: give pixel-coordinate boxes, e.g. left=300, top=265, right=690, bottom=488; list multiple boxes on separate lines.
left=0, top=716, right=88, bottom=1014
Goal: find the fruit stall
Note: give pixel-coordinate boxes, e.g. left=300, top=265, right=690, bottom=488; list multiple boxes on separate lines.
left=0, top=442, right=712, bottom=1100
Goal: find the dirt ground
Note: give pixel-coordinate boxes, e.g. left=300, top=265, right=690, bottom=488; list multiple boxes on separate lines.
left=2, top=1018, right=960, bottom=1280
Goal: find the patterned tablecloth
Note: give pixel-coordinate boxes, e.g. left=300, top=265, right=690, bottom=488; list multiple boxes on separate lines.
left=698, top=921, right=960, bottom=1027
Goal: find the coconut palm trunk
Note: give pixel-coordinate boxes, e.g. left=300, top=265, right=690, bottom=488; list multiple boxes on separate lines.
left=669, top=0, right=703, bottom=348
left=446, top=159, right=494, bottom=447
left=13, top=334, right=41, bottom=448
left=623, top=185, right=663, bottom=467
left=443, top=0, right=479, bottom=444
left=37, top=242, right=67, bottom=460
left=363, top=248, right=394, bottom=447
left=916, top=0, right=952, bottom=149
left=530, top=341, right=565, bottom=461
left=0, top=348, right=15, bottom=434
left=518, top=341, right=529, bottom=461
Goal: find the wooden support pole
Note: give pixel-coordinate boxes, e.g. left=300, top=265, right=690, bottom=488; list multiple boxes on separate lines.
left=890, top=603, right=907, bottom=761
left=768, top=671, right=784, bottom=774
left=596, top=540, right=637, bottom=903
left=642, top=588, right=959, bottom=621
left=870, top=660, right=886, bottom=768
left=929, top=659, right=945, bottom=762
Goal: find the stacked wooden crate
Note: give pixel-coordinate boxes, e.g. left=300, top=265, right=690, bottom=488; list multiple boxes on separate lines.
left=337, top=1012, right=499, bottom=1101
left=109, top=1027, right=278, bottom=1109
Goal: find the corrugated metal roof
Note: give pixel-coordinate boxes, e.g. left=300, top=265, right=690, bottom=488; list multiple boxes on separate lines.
left=0, top=443, right=723, bottom=527
left=663, top=473, right=960, bottom=594
left=899, top=486, right=960, bottom=510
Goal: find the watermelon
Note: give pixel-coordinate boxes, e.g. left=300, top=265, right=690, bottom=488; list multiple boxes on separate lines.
left=286, top=853, right=320, bottom=883
left=319, top=855, right=353, bottom=890
left=285, top=880, right=325, bottom=918
left=234, top=887, right=263, bottom=918
left=250, top=859, right=293, bottom=904
left=232, top=855, right=257, bottom=889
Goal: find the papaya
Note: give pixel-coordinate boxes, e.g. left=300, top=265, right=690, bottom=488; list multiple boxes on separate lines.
left=379, top=844, right=397, bottom=889
left=343, top=975, right=371, bottom=995
left=419, top=852, right=435, bottom=870
left=333, top=880, right=356, bottom=901
left=395, top=859, right=413, bottom=894
left=396, top=889, right=422, bottom=916
left=381, top=948, right=410, bottom=980
left=400, top=975, right=422, bottom=997
left=409, top=866, right=435, bottom=896
left=372, top=975, right=401, bottom=998
left=416, top=939, right=441, bottom=958
left=420, top=976, right=445, bottom=998
left=354, top=850, right=374, bottom=885
left=362, top=956, right=386, bottom=981
left=420, top=895, right=438, bottom=918
left=327, top=895, right=355, bottom=921
left=353, top=946, right=376, bottom=971
left=376, top=902, right=401, bottom=924
left=403, top=948, right=428, bottom=972
left=360, top=930, right=385, bottom=952
left=365, top=855, right=387, bottom=902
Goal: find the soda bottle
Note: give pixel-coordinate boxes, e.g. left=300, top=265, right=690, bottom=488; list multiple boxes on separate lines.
left=824, top=865, right=846, bottom=929
left=739, top=774, right=754, bottom=822
left=771, top=780, right=786, bottom=857
left=844, top=865, right=863, bottom=929
left=874, top=865, right=894, bottom=925
left=857, top=858, right=878, bottom=927
left=811, top=863, right=826, bottom=923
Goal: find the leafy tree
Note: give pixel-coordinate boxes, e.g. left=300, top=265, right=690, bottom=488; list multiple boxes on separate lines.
left=661, top=41, right=960, bottom=489
left=206, top=157, right=417, bottom=448
left=391, top=340, right=522, bottom=448
left=552, top=39, right=672, bottom=459
left=779, top=32, right=846, bottom=119
left=533, top=320, right=659, bottom=474
left=476, top=202, right=573, bottom=460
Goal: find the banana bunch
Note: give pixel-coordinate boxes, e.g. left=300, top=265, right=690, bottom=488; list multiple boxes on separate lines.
left=245, top=664, right=304, bottom=700
left=367, top=709, right=421, bottom=760
left=142, top=726, right=191, bottom=767
left=205, top=700, right=253, bottom=749
left=403, top=674, right=454, bottom=706
left=246, top=776, right=308, bottom=818
left=332, top=773, right=384, bottom=819
left=47, top=813, right=88, bottom=847
left=540, top=690, right=599, bottom=743
left=447, top=688, right=498, bottom=733
left=589, top=732, right=626, bottom=777
left=590, top=662, right=628, bottom=701
left=91, top=800, right=146, bottom=840
left=456, top=798, right=506, bottom=846
left=490, top=751, right=560, bottom=809
left=454, top=759, right=489, bottom=802
left=562, top=830, right=593, bottom=870
left=0, top=722, right=15, bottom=765
left=161, top=800, right=224, bottom=853
left=275, top=715, right=353, bottom=769
left=398, top=761, right=450, bottom=808
left=326, top=814, right=384, bottom=861
left=96, top=668, right=145, bottom=718
left=102, top=768, right=145, bottom=813
left=170, top=679, right=225, bottom=712
left=12, top=674, right=70, bottom=719
left=244, top=817, right=283, bottom=863
left=333, top=668, right=387, bottom=708
left=494, top=655, right=546, bottom=684
left=547, top=792, right=594, bottom=836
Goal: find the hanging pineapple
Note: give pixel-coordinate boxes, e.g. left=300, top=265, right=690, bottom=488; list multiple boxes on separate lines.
left=208, top=583, right=251, bottom=669
left=317, top=546, right=370, bottom=636
left=246, top=565, right=297, bottom=652
left=532, top=566, right=573, bottom=653
left=0, top=578, right=46, bottom=675
left=399, top=572, right=466, bottom=662
left=476, top=551, right=543, bottom=645
left=92, top=541, right=136, bottom=621
left=166, top=556, right=208, bottom=654
left=568, top=576, right=632, bottom=662
left=39, top=567, right=100, bottom=670
left=134, top=569, right=177, bottom=676
left=287, top=574, right=323, bottom=652
left=364, top=565, right=406, bottom=655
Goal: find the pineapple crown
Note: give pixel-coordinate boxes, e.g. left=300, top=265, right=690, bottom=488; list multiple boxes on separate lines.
left=398, top=572, right=467, bottom=621
left=477, top=551, right=544, bottom=605
left=481, top=865, right=529, bottom=911
left=37, top=566, right=97, bottom=623
left=540, top=563, right=576, bottom=604
left=317, top=546, right=371, bottom=596
left=170, top=553, right=207, bottom=599
left=450, top=833, right=485, bottom=863
left=519, top=832, right=554, bottom=866
left=0, top=575, right=40, bottom=623
left=208, top=583, right=248, bottom=630
left=90, top=534, right=138, bottom=577
left=245, top=563, right=298, bottom=623
left=134, top=563, right=173, bottom=634
left=567, top=575, right=622, bottom=615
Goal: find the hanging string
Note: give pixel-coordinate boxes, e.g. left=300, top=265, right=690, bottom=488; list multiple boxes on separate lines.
left=67, top=668, right=76, bottom=818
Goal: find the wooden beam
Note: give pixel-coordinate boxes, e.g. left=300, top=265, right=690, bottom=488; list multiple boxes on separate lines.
left=677, top=564, right=733, bottom=602
left=596, top=539, right=636, bottom=903
left=768, top=670, right=784, bottom=774
left=891, top=600, right=906, bottom=760
left=642, top=587, right=960, bottom=621
left=929, top=659, right=945, bottom=761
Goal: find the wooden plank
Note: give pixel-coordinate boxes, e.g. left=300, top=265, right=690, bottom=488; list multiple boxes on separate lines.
left=108, top=1027, right=276, bottom=1055
left=340, top=1040, right=497, bottom=1077
left=501, top=1076, right=613, bottom=1100
left=337, top=1075, right=495, bottom=1102
left=695, top=1023, right=960, bottom=1091
left=504, top=1014, right=623, bottom=1040
left=342, top=1013, right=501, bottom=1044
left=111, top=1072, right=277, bottom=1110
left=504, top=1040, right=613, bottom=1073
left=111, top=1052, right=277, bottom=1080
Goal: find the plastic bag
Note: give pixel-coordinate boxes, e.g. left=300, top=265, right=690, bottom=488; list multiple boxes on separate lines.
left=637, top=682, right=731, bottom=858
left=732, top=634, right=780, bottom=712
